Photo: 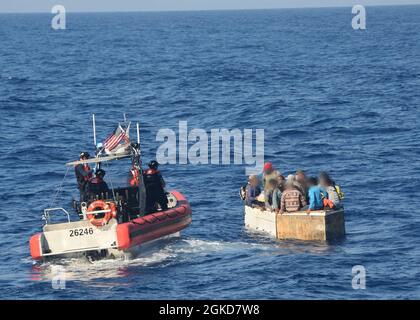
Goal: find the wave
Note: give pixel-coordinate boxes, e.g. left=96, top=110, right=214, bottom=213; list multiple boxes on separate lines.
left=28, top=238, right=276, bottom=283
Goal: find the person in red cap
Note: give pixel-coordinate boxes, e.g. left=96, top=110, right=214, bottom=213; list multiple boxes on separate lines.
left=262, top=162, right=280, bottom=191
left=263, top=162, right=273, bottom=172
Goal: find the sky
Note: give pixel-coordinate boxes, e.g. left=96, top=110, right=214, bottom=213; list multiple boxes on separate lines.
left=0, top=0, right=419, bottom=13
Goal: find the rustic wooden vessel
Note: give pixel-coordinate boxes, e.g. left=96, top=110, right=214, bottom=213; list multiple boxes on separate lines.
left=244, top=206, right=345, bottom=241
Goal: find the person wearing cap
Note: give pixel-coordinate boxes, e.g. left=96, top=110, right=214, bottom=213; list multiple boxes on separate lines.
left=143, top=160, right=168, bottom=213
left=75, top=152, right=93, bottom=201
left=279, top=178, right=307, bottom=214
left=262, top=162, right=280, bottom=191
left=86, top=169, right=109, bottom=199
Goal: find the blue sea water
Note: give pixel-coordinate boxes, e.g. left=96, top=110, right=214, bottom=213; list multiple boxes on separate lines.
left=0, top=6, right=420, bottom=299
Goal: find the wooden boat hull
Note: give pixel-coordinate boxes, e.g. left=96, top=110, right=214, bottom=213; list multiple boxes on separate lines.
left=245, top=206, right=345, bottom=241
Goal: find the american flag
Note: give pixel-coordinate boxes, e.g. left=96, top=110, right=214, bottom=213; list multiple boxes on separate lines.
left=103, top=125, right=130, bottom=153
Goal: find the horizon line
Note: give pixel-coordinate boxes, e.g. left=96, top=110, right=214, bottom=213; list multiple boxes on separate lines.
left=0, top=3, right=419, bottom=14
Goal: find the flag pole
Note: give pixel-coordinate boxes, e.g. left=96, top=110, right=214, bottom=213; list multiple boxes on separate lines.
left=136, top=122, right=140, bottom=145
left=135, top=121, right=145, bottom=215
left=92, top=114, right=97, bottom=146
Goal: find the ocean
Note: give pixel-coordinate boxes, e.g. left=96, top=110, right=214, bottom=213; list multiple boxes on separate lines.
left=0, top=6, right=419, bottom=299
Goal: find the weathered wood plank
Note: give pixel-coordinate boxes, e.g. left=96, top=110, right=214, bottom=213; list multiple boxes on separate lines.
left=277, top=209, right=345, bottom=241
left=244, top=206, right=345, bottom=241
left=244, top=206, right=277, bottom=237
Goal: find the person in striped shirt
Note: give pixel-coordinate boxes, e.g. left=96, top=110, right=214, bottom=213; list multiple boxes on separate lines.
left=279, top=179, right=307, bottom=214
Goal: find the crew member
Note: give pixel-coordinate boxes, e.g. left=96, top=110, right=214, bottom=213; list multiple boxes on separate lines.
left=128, top=166, right=140, bottom=187
left=87, top=169, right=109, bottom=199
left=143, top=160, right=168, bottom=213
left=75, top=152, right=93, bottom=201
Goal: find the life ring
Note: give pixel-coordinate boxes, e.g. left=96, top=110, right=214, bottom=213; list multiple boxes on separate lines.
left=86, top=200, right=117, bottom=227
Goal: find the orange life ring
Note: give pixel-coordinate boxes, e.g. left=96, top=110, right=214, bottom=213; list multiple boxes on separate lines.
left=86, top=200, right=117, bottom=227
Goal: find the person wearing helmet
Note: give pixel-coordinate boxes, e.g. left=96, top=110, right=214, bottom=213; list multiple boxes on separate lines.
left=143, top=160, right=168, bottom=213
left=75, top=152, right=93, bottom=201
left=86, top=169, right=109, bottom=199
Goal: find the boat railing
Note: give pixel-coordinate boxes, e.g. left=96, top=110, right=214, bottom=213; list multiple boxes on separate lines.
left=43, top=208, right=71, bottom=224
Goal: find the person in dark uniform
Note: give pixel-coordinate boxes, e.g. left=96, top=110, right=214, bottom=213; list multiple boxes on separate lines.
left=86, top=169, right=109, bottom=199
left=75, top=152, right=93, bottom=201
left=143, top=160, right=168, bottom=213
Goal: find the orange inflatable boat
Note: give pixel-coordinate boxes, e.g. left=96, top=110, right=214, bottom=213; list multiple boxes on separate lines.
left=30, top=116, right=192, bottom=261
left=30, top=191, right=192, bottom=260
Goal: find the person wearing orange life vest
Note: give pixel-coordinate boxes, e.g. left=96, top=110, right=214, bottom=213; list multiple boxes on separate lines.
left=319, top=171, right=342, bottom=208
left=143, top=160, right=168, bottom=213
left=128, top=166, right=140, bottom=187
left=75, top=152, right=93, bottom=201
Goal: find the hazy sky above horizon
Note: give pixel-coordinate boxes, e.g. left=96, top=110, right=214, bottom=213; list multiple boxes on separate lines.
left=1, top=0, right=419, bottom=13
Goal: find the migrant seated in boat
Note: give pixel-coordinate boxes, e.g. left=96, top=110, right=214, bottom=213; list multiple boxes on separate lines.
left=244, top=175, right=263, bottom=207
left=264, top=179, right=282, bottom=212
left=279, top=178, right=307, bottom=214
left=294, top=170, right=309, bottom=202
left=319, top=171, right=343, bottom=208
left=262, top=162, right=280, bottom=191
left=306, top=177, right=327, bottom=212
left=240, top=165, right=345, bottom=214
